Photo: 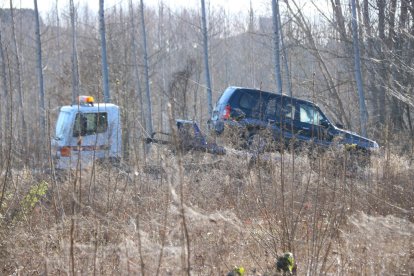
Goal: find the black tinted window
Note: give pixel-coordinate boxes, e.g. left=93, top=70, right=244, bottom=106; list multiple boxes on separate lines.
left=239, top=92, right=257, bottom=109
left=274, top=98, right=296, bottom=121
left=73, top=112, right=108, bottom=137
left=265, top=96, right=278, bottom=119
left=237, top=90, right=267, bottom=119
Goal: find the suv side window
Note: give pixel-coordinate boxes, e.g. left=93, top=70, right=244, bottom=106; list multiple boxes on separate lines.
left=239, top=92, right=256, bottom=109
left=299, top=103, right=324, bottom=125
left=283, top=103, right=296, bottom=120
left=238, top=90, right=267, bottom=119
left=265, top=96, right=277, bottom=120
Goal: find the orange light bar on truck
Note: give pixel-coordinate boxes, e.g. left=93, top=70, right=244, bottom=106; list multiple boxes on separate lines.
left=60, top=146, right=71, bottom=157
left=78, top=95, right=94, bottom=105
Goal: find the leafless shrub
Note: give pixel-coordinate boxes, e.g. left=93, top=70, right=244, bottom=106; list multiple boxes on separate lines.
left=0, top=134, right=413, bottom=275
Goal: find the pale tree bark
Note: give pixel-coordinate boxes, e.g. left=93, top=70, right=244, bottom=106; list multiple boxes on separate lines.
left=158, top=2, right=167, bottom=131
left=388, top=0, right=397, bottom=48
left=351, top=0, right=368, bottom=136
left=389, top=0, right=408, bottom=130
left=55, top=0, right=62, bottom=72
left=70, top=0, right=80, bottom=104
left=9, top=0, right=27, bottom=152
left=140, top=0, right=153, bottom=137
left=279, top=9, right=292, bottom=96
left=377, top=0, right=387, bottom=124
left=330, top=0, right=347, bottom=41
left=128, top=0, right=144, bottom=153
left=99, top=0, right=110, bottom=103
left=34, top=0, right=46, bottom=139
left=362, top=0, right=381, bottom=126
left=405, top=0, right=414, bottom=136
left=0, top=28, right=7, bottom=154
left=272, top=0, right=283, bottom=94
left=200, top=0, right=213, bottom=117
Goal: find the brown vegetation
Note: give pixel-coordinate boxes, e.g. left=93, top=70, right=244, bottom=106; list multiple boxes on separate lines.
left=1, top=141, right=413, bottom=275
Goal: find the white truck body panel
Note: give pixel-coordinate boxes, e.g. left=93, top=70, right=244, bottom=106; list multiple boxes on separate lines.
left=52, top=103, right=121, bottom=169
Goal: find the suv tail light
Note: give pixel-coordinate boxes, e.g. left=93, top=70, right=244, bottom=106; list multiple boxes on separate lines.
left=222, top=105, right=231, bottom=120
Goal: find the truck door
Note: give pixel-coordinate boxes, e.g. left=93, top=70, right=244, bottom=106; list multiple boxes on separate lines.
left=71, top=112, right=109, bottom=163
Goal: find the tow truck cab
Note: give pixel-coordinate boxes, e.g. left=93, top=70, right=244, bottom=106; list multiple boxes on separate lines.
left=52, top=96, right=121, bottom=169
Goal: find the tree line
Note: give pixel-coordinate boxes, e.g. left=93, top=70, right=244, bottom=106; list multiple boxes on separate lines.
left=0, top=0, right=413, bottom=166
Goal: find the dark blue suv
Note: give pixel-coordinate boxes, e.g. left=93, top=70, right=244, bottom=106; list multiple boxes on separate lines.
left=209, top=86, right=379, bottom=153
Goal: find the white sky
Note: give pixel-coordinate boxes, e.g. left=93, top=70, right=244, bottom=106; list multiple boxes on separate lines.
left=6, top=0, right=270, bottom=16
left=5, top=0, right=330, bottom=18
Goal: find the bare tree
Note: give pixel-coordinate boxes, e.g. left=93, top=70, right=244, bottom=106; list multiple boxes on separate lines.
left=140, top=0, right=153, bottom=137
left=34, top=0, right=46, bottom=140
left=8, top=0, right=27, bottom=154
left=70, top=0, right=80, bottom=104
left=279, top=7, right=292, bottom=97
left=284, top=0, right=350, bottom=127
left=200, top=0, right=213, bottom=117
left=351, top=0, right=367, bottom=136
left=272, top=0, right=282, bottom=94
left=99, top=0, right=110, bottom=103
left=55, top=0, right=62, bottom=71
left=0, top=28, right=7, bottom=155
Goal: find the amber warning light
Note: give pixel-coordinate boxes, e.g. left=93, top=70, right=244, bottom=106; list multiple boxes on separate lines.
left=78, top=95, right=94, bottom=106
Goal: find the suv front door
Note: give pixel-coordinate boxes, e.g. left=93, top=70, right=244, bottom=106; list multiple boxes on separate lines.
left=296, top=102, right=332, bottom=145
left=265, top=96, right=297, bottom=147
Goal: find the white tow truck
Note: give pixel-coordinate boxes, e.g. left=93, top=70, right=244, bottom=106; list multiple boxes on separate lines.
left=52, top=96, right=121, bottom=169
left=52, top=96, right=225, bottom=169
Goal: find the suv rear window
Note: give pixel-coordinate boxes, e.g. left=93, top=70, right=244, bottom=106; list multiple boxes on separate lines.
left=237, top=90, right=267, bottom=119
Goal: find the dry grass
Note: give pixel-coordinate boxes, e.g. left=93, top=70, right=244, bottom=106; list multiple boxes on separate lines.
left=1, top=141, right=413, bottom=275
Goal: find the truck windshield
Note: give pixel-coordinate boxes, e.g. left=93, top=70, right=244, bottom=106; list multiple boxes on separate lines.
left=55, top=111, right=70, bottom=139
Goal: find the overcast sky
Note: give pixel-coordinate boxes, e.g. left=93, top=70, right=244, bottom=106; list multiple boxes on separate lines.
left=6, top=0, right=330, bottom=18
left=6, top=0, right=270, bottom=16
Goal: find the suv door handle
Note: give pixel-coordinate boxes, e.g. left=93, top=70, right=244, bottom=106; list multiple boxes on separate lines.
left=302, top=127, right=310, bottom=130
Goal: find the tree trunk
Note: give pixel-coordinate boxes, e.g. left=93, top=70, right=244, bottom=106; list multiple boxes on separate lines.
left=387, top=0, right=397, bottom=48
left=200, top=0, right=213, bottom=118
left=351, top=0, right=368, bottom=136
left=331, top=0, right=347, bottom=41
left=55, top=0, right=62, bottom=73
left=99, top=0, right=111, bottom=103
left=129, top=0, right=144, bottom=132
left=140, top=0, right=153, bottom=137
left=70, top=0, right=80, bottom=104
left=34, top=0, right=46, bottom=140
left=377, top=0, right=387, bottom=124
left=9, top=0, right=27, bottom=156
left=0, top=29, right=7, bottom=156
left=278, top=4, right=292, bottom=96
left=272, top=0, right=283, bottom=94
